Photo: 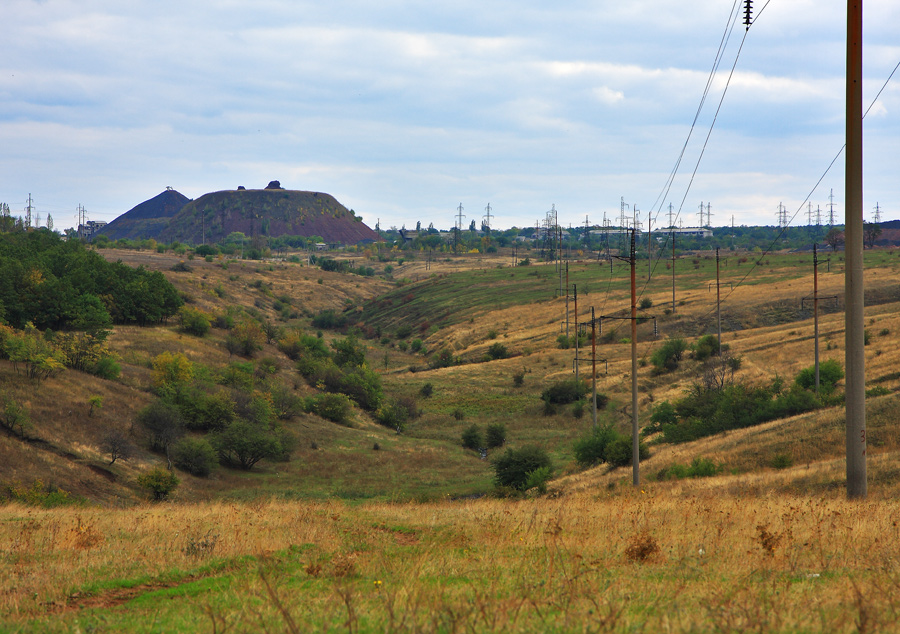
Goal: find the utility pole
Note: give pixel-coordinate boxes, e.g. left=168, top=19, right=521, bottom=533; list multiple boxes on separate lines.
left=671, top=231, right=676, bottom=314
left=814, top=245, right=822, bottom=394
left=716, top=248, right=722, bottom=354
left=629, top=229, right=639, bottom=486
left=647, top=211, right=652, bottom=281
left=573, top=284, right=579, bottom=383
left=845, top=0, right=866, bottom=499
left=565, top=262, right=570, bottom=338
left=591, top=307, right=598, bottom=429
left=455, top=203, right=465, bottom=255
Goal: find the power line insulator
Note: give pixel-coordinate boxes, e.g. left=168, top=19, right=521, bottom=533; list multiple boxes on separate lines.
left=743, top=0, right=753, bottom=29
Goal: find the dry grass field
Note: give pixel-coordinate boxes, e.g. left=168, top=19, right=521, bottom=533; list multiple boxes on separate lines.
left=2, top=244, right=900, bottom=631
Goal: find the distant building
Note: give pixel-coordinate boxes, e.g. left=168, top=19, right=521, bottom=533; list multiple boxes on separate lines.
left=652, top=227, right=713, bottom=239
left=78, top=220, right=107, bottom=240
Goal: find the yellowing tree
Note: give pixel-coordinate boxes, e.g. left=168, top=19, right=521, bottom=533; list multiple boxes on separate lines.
left=151, top=351, right=194, bottom=396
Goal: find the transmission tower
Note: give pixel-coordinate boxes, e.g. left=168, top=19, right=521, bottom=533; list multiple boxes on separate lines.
left=454, top=203, right=466, bottom=253
left=828, top=189, right=837, bottom=226
left=698, top=202, right=705, bottom=227
left=667, top=203, right=675, bottom=228
left=25, top=194, right=33, bottom=229
left=873, top=203, right=882, bottom=224
left=483, top=203, right=493, bottom=230
left=705, top=203, right=713, bottom=228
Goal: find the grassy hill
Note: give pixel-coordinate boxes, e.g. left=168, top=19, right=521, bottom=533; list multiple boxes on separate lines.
left=3, top=244, right=900, bottom=631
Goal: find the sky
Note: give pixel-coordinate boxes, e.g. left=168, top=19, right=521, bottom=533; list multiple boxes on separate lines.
left=2, top=0, right=899, bottom=233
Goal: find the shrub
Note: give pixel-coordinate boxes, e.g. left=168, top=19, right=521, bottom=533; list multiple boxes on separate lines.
left=0, top=393, right=32, bottom=437
left=410, top=339, right=424, bottom=353
left=461, top=424, right=483, bottom=451
left=573, top=425, right=620, bottom=467
left=650, top=337, right=687, bottom=374
left=395, top=324, right=413, bottom=339
left=541, top=378, right=588, bottom=405
left=492, top=446, right=552, bottom=490
left=430, top=348, right=455, bottom=369
left=225, top=321, right=265, bottom=357
left=452, top=407, right=465, bottom=421
left=419, top=382, right=434, bottom=398
left=771, top=453, right=793, bottom=470
left=794, top=359, right=844, bottom=394
left=91, top=356, right=121, bottom=380
left=486, top=343, right=509, bottom=360
left=604, top=436, right=649, bottom=467
left=212, top=420, right=282, bottom=470
left=171, top=437, right=217, bottom=477
left=524, top=466, right=552, bottom=494
left=485, top=423, right=506, bottom=449
left=693, top=334, right=721, bottom=361
left=178, top=306, right=211, bottom=337
left=513, top=370, right=525, bottom=387
left=639, top=298, right=653, bottom=310
left=571, top=401, right=585, bottom=419
left=311, top=309, right=348, bottom=330
left=374, top=395, right=418, bottom=431
left=137, top=467, right=179, bottom=501
left=306, top=393, right=353, bottom=425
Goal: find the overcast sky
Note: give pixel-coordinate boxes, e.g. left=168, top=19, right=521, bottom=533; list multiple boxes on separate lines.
left=2, top=0, right=898, bottom=232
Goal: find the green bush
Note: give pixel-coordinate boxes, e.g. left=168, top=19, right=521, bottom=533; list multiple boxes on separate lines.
left=171, top=437, right=217, bottom=477
left=524, top=466, right=552, bottom=494
left=375, top=396, right=419, bottom=431
left=419, top=382, right=434, bottom=398
left=485, top=423, right=506, bottom=449
left=541, top=378, right=588, bottom=405
left=91, top=356, right=121, bottom=380
left=492, top=446, right=552, bottom=490
left=137, top=467, right=180, bottom=501
left=513, top=370, right=525, bottom=387
left=658, top=457, right=720, bottom=480
left=461, top=424, right=483, bottom=451
left=693, top=334, right=721, bottom=361
left=306, top=393, right=353, bottom=425
left=604, top=436, right=649, bottom=467
left=650, top=337, right=687, bottom=374
left=179, top=306, right=211, bottom=337
left=430, top=348, right=455, bottom=369
left=486, top=342, right=509, bottom=360
left=794, top=359, right=844, bottom=394
left=212, top=420, right=282, bottom=470
left=573, top=425, right=620, bottom=467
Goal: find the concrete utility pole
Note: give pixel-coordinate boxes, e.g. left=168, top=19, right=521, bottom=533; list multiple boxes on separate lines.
left=814, top=244, right=822, bottom=394
left=647, top=211, right=652, bottom=281
left=716, top=248, right=722, bottom=354
left=671, top=232, right=676, bottom=314
left=629, top=229, right=639, bottom=487
left=591, top=306, right=598, bottom=429
left=573, top=284, right=579, bottom=383
left=845, top=0, right=866, bottom=499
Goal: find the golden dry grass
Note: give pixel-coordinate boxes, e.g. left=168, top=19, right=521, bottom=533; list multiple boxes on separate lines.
left=3, top=491, right=900, bottom=632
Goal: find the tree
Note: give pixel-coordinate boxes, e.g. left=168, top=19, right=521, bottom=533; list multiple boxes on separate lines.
left=171, top=437, right=217, bottom=477
left=0, top=393, right=31, bottom=438
left=461, top=424, right=483, bottom=451
left=88, top=395, right=103, bottom=417
left=212, top=420, right=282, bottom=470
left=492, top=445, right=553, bottom=490
left=100, top=429, right=133, bottom=465
left=864, top=222, right=882, bottom=249
left=136, top=399, right=184, bottom=456
left=151, top=351, right=194, bottom=396
left=824, top=227, right=844, bottom=252
left=137, top=467, right=179, bottom=501
left=485, top=423, right=507, bottom=449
